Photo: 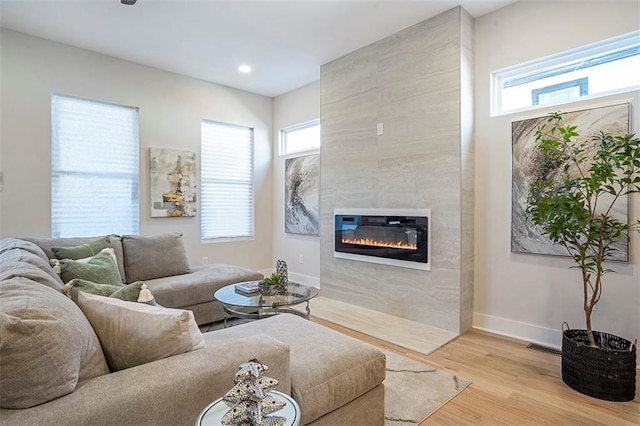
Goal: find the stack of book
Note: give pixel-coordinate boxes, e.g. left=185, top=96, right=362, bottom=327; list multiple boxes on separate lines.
left=235, top=281, right=260, bottom=295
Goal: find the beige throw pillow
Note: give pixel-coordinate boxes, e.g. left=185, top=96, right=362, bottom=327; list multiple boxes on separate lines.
left=77, top=292, right=205, bottom=371
left=0, top=277, right=109, bottom=408
left=121, top=233, right=190, bottom=282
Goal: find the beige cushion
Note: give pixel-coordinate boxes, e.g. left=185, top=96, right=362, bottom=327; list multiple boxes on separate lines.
left=145, top=263, right=263, bottom=308
left=0, top=238, right=50, bottom=262
left=207, top=314, right=386, bottom=424
left=0, top=277, right=109, bottom=408
left=122, top=233, right=190, bottom=282
left=0, top=248, right=65, bottom=291
left=77, top=292, right=205, bottom=371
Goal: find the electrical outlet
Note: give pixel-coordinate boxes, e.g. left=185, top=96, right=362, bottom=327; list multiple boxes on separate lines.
left=202, top=256, right=209, bottom=265
left=376, top=122, right=384, bottom=135
left=298, top=254, right=304, bottom=264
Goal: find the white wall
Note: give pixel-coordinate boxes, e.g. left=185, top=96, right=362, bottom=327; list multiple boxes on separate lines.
left=0, top=29, right=274, bottom=271
left=474, top=1, right=640, bottom=348
left=272, top=82, right=321, bottom=285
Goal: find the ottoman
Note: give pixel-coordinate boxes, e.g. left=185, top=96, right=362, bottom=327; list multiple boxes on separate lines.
left=205, top=314, right=386, bottom=425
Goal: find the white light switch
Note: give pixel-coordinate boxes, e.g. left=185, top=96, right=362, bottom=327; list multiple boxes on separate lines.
left=376, top=122, right=384, bottom=135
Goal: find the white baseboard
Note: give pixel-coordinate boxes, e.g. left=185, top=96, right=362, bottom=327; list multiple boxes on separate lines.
left=288, top=272, right=320, bottom=287
left=473, top=312, right=563, bottom=350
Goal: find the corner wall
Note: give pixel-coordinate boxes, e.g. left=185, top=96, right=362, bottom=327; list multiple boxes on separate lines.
left=474, top=1, right=640, bottom=347
left=320, top=7, right=474, bottom=334
left=0, top=29, right=274, bottom=271
left=272, top=81, right=321, bottom=285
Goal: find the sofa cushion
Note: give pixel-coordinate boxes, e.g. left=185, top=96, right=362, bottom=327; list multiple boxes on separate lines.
left=52, top=235, right=112, bottom=261
left=205, top=314, right=386, bottom=424
left=0, top=277, right=109, bottom=408
left=145, top=263, right=263, bottom=308
left=0, top=247, right=65, bottom=291
left=59, top=251, right=122, bottom=285
left=63, top=279, right=157, bottom=306
left=110, top=281, right=157, bottom=305
left=122, top=233, right=190, bottom=282
left=78, top=292, right=205, bottom=371
left=0, top=238, right=49, bottom=262
left=63, top=278, right=125, bottom=302
left=23, top=235, right=127, bottom=283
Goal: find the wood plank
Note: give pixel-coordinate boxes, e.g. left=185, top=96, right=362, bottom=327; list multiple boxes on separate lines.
left=310, top=317, right=640, bottom=425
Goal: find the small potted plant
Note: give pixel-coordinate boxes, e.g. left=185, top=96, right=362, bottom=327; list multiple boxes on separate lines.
left=526, top=111, right=639, bottom=401
left=259, top=273, right=281, bottom=296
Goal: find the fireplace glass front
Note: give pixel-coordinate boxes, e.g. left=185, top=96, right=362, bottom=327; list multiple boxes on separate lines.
left=334, top=210, right=429, bottom=269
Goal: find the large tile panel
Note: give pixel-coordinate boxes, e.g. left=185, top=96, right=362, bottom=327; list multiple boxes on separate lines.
left=320, top=6, right=473, bottom=334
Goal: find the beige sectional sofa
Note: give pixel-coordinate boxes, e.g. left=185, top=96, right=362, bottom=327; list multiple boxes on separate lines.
left=0, top=236, right=386, bottom=425
left=22, top=232, right=263, bottom=325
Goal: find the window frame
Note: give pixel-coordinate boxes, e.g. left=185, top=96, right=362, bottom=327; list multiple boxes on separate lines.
left=491, top=30, right=640, bottom=116
left=279, top=119, right=321, bottom=156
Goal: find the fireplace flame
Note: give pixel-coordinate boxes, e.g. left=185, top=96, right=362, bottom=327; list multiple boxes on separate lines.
left=342, top=238, right=417, bottom=250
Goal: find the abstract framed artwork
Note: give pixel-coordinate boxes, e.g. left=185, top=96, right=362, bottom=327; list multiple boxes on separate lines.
left=149, top=148, right=197, bottom=217
left=511, top=102, right=630, bottom=260
left=285, top=154, right=320, bottom=236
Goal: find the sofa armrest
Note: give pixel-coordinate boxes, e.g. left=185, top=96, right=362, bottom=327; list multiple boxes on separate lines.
left=0, top=335, right=291, bottom=426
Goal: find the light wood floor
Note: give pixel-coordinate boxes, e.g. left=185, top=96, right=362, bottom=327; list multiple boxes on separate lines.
left=311, top=317, right=640, bottom=426
left=298, top=296, right=458, bottom=354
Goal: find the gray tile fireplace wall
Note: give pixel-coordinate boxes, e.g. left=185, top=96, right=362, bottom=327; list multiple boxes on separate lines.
left=320, top=7, right=474, bottom=334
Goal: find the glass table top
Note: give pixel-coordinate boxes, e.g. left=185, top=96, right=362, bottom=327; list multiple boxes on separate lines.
left=214, top=281, right=319, bottom=309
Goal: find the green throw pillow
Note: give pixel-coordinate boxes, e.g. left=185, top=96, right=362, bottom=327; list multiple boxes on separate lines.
left=64, top=279, right=124, bottom=303
left=52, top=236, right=112, bottom=260
left=110, top=281, right=157, bottom=306
left=59, top=252, right=122, bottom=285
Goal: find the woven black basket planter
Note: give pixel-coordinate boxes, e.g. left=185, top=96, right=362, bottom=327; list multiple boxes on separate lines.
left=562, top=329, right=636, bottom=402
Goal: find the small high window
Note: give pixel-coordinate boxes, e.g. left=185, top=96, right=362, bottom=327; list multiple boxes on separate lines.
left=280, top=120, right=320, bottom=155
left=492, top=30, right=639, bottom=116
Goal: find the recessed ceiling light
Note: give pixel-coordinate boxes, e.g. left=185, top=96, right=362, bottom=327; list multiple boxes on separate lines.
left=238, top=65, right=252, bottom=74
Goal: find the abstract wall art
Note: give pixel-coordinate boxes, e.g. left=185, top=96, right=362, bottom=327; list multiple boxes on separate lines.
left=285, top=154, right=319, bottom=236
left=149, top=148, right=197, bottom=217
left=511, top=102, right=630, bottom=260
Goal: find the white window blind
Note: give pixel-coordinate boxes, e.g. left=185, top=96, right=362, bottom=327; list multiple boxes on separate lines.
left=201, top=120, right=254, bottom=240
left=51, top=94, right=139, bottom=238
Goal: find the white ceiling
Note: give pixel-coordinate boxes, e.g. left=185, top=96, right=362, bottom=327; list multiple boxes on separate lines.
left=0, top=0, right=516, bottom=97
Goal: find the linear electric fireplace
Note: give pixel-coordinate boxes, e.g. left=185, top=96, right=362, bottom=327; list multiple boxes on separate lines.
left=334, top=208, right=431, bottom=271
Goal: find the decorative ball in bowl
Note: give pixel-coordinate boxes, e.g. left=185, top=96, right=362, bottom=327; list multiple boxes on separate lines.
left=259, top=273, right=280, bottom=296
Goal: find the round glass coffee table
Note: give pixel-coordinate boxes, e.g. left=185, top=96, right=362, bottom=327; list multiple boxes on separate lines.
left=214, top=281, right=319, bottom=327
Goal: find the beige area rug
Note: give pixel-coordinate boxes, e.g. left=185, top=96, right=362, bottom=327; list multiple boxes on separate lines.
left=383, top=350, right=471, bottom=425
left=201, top=320, right=471, bottom=426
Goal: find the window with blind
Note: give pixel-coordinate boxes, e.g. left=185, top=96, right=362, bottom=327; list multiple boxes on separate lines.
left=51, top=94, right=139, bottom=238
left=201, top=120, right=255, bottom=240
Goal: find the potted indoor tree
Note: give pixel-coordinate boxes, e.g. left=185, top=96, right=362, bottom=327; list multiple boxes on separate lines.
left=526, top=111, right=639, bottom=402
